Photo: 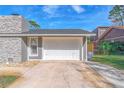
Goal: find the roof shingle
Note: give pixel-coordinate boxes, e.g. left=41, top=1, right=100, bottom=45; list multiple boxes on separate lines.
left=22, top=29, right=95, bottom=35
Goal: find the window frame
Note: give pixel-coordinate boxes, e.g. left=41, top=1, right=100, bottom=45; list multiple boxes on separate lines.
left=29, top=37, right=38, bottom=57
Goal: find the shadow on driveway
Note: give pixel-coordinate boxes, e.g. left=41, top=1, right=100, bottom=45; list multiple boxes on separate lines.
left=86, top=61, right=124, bottom=88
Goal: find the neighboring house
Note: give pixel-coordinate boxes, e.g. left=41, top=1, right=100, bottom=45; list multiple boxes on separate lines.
left=0, top=15, right=95, bottom=63
left=93, top=26, right=124, bottom=53
left=92, top=26, right=109, bottom=41
left=96, top=26, right=124, bottom=43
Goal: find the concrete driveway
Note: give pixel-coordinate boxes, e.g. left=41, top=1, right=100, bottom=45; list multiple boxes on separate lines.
left=86, top=61, right=124, bottom=88
left=8, top=61, right=112, bottom=88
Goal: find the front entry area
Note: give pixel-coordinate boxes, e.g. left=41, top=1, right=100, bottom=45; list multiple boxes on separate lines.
left=42, top=37, right=82, bottom=60
left=27, top=37, right=85, bottom=61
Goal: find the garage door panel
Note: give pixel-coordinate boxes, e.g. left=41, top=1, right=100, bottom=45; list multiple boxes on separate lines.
left=43, top=37, right=81, bottom=60
left=44, top=39, right=80, bottom=50
left=44, top=50, right=80, bottom=60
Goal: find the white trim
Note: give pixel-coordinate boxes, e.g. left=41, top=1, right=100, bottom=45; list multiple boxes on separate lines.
left=27, top=37, right=29, bottom=61
left=28, top=37, right=38, bottom=57
left=81, top=37, right=84, bottom=61
left=42, top=37, right=45, bottom=60
left=41, top=37, right=44, bottom=60
left=0, top=34, right=96, bottom=37
left=85, top=36, right=88, bottom=61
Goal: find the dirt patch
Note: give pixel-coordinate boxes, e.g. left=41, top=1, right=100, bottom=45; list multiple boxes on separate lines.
left=0, top=61, right=41, bottom=87
left=69, top=62, right=113, bottom=88
left=81, top=66, right=113, bottom=87
left=0, top=61, right=40, bottom=67
left=9, top=62, right=113, bottom=88
left=0, top=68, right=22, bottom=77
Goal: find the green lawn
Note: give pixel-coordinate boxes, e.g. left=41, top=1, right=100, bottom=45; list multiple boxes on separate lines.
left=92, top=55, right=124, bottom=70
left=0, top=76, right=17, bottom=88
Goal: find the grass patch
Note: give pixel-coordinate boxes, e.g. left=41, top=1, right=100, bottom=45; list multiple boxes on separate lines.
left=92, top=55, right=124, bottom=70
left=0, top=76, right=17, bottom=88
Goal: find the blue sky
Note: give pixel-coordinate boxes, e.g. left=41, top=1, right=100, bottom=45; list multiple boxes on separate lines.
left=0, top=5, right=113, bottom=31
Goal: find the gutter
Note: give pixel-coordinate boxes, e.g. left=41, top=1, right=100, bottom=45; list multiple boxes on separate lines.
left=0, top=34, right=96, bottom=37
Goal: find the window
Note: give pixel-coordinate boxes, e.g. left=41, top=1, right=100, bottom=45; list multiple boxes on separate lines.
left=29, top=37, right=38, bottom=56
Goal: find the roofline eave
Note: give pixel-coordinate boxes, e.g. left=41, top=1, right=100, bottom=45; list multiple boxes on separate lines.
left=0, top=34, right=96, bottom=37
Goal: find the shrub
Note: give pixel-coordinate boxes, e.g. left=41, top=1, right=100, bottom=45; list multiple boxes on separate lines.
left=98, top=41, right=124, bottom=55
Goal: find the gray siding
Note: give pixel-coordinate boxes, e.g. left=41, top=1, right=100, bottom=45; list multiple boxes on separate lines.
left=22, top=37, right=27, bottom=62
left=29, top=37, right=42, bottom=59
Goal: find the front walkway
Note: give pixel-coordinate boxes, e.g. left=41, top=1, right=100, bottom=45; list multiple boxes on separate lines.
left=86, top=61, right=124, bottom=88
left=8, top=61, right=112, bottom=88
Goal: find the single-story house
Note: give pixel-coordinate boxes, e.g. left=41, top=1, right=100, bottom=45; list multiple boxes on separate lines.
left=0, top=15, right=95, bottom=63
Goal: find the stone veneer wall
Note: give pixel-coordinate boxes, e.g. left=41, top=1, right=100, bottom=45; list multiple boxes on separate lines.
left=0, top=37, right=22, bottom=63
left=0, top=15, right=29, bottom=63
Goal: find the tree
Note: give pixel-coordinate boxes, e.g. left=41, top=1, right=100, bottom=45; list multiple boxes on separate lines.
left=28, top=20, right=40, bottom=29
left=109, top=5, right=124, bottom=26
left=10, top=13, right=40, bottom=29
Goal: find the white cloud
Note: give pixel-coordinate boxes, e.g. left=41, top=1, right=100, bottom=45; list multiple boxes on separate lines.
left=42, top=5, right=59, bottom=17
left=48, top=21, right=61, bottom=28
left=71, top=5, right=85, bottom=13
left=42, top=5, right=85, bottom=18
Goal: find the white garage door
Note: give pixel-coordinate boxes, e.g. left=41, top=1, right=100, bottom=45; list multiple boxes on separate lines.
left=43, top=37, right=81, bottom=60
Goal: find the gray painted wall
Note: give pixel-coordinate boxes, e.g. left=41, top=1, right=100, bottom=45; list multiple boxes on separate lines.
left=83, top=37, right=87, bottom=61
left=22, top=37, right=27, bottom=62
